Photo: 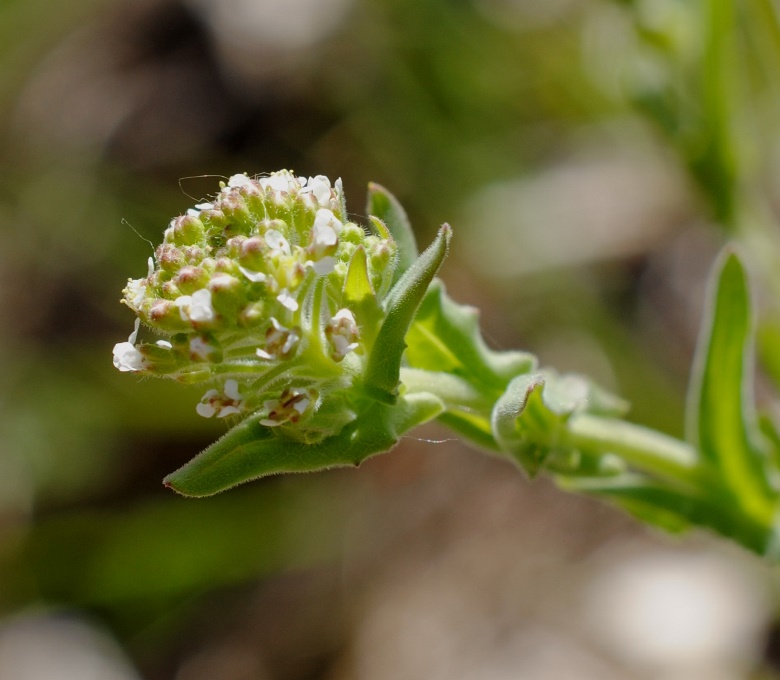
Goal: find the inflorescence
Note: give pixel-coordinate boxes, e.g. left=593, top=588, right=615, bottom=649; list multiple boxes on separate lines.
left=113, top=170, right=397, bottom=430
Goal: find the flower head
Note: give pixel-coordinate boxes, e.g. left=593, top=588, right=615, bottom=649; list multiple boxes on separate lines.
left=113, top=170, right=398, bottom=436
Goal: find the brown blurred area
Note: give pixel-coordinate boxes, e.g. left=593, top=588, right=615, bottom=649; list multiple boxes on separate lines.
left=0, top=0, right=778, bottom=678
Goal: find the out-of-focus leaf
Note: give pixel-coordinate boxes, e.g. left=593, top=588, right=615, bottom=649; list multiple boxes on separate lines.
left=686, top=249, right=774, bottom=521
left=561, top=473, right=773, bottom=555
left=0, top=479, right=351, bottom=611
left=367, top=182, right=418, bottom=284
left=363, top=224, right=451, bottom=404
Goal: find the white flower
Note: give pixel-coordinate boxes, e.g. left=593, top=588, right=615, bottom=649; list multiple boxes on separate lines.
left=174, top=295, right=192, bottom=320
left=303, top=175, right=332, bottom=206
left=256, top=318, right=300, bottom=360
left=113, top=342, right=145, bottom=372
left=175, top=289, right=215, bottom=323
left=189, top=336, right=215, bottom=361
left=196, top=389, right=219, bottom=417
left=238, top=265, right=266, bottom=283
left=224, top=379, right=241, bottom=401
left=186, top=202, right=214, bottom=218
left=260, top=170, right=299, bottom=194
left=227, top=173, right=253, bottom=189
left=112, top=320, right=146, bottom=372
left=308, top=257, right=336, bottom=275
left=260, top=388, right=313, bottom=426
left=126, top=278, right=146, bottom=309
left=276, top=289, right=299, bottom=312
left=190, top=289, right=215, bottom=322
left=313, top=208, right=343, bottom=235
left=265, top=229, right=291, bottom=257
left=326, top=308, right=360, bottom=361
left=196, top=379, right=244, bottom=418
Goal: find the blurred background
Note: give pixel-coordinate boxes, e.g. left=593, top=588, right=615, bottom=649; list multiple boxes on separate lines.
left=1, top=0, right=780, bottom=677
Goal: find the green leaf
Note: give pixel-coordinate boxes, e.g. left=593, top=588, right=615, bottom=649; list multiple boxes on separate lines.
left=491, top=371, right=625, bottom=477
left=164, top=393, right=444, bottom=497
left=686, top=248, right=774, bottom=521
left=491, top=374, right=556, bottom=476
left=363, top=224, right=451, bottom=404
left=561, top=473, right=773, bottom=555
left=405, top=279, right=536, bottom=392
left=367, top=182, right=418, bottom=283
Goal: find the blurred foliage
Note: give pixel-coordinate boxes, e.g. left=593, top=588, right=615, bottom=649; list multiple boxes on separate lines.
left=2, top=0, right=780, bottom=677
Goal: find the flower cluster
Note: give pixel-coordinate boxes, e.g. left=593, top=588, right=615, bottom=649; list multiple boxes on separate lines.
left=113, top=170, right=397, bottom=429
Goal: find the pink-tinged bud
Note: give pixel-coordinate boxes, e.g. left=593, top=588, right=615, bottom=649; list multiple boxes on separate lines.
left=209, top=273, right=244, bottom=318
left=148, top=299, right=188, bottom=331
left=157, top=243, right=185, bottom=272
left=174, top=266, right=210, bottom=295
left=169, top=214, right=205, bottom=246
left=239, top=301, right=266, bottom=328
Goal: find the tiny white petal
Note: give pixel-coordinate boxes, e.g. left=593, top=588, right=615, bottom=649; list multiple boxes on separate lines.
left=195, top=202, right=214, bottom=211
left=313, top=208, right=342, bottom=235
left=227, top=174, right=252, bottom=188
left=309, top=257, right=336, bottom=275
left=128, top=318, right=141, bottom=344
left=334, top=308, right=356, bottom=323
left=260, top=170, right=298, bottom=193
left=304, top=175, right=332, bottom=206
left=189, top=337, right=209, bottom=360
left=238, top=265, right=266, bottom=283
left=265, top=229, right=291, bottom=256
left=196, top=402, right=217, bottom=418
left=223, top=379, right=241, bottom=401
left=256, top=348, right=274, bottom=360
left=218, top=405, right=241, bottom=418
left=282, top=329, right=300, bottom=355
left=292, top=398, right=310, bottom=415
left=260, top=418, right=284, bottom=427
left=147, top=256, right=155, bottom=278
left=335, top=177, right=343, bottom=197
left=189, top=289, right=215, bottom=323
left=156, top=340, right=173, bottom=349
left=112, top=341, right=144, bottom=372
left=277, top=290, right=299, bottom=312
left=312, top=223, right=338, bottom=248
left=174, top=295, right=193, bottom=321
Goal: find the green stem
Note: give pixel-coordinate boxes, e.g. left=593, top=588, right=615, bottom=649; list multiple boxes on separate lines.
left=400, top=368, right=493, bottom=411
left=563, top=414, right=710, bottom=491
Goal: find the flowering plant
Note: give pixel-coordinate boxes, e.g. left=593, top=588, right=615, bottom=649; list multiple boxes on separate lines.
left=114, top=170, right=780, bottom=558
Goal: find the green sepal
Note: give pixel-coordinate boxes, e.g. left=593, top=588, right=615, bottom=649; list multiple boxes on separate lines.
left=367, top=182, right=418, bottom=284
left=164, top=392, right=445, bottom=497
left=363, top=224, right=451, bottom=404
left=343, top=246, right=383, bottom=346
left=686, top=248, right=775, bottom=521
left=405, top=279, right=537, bottom=391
